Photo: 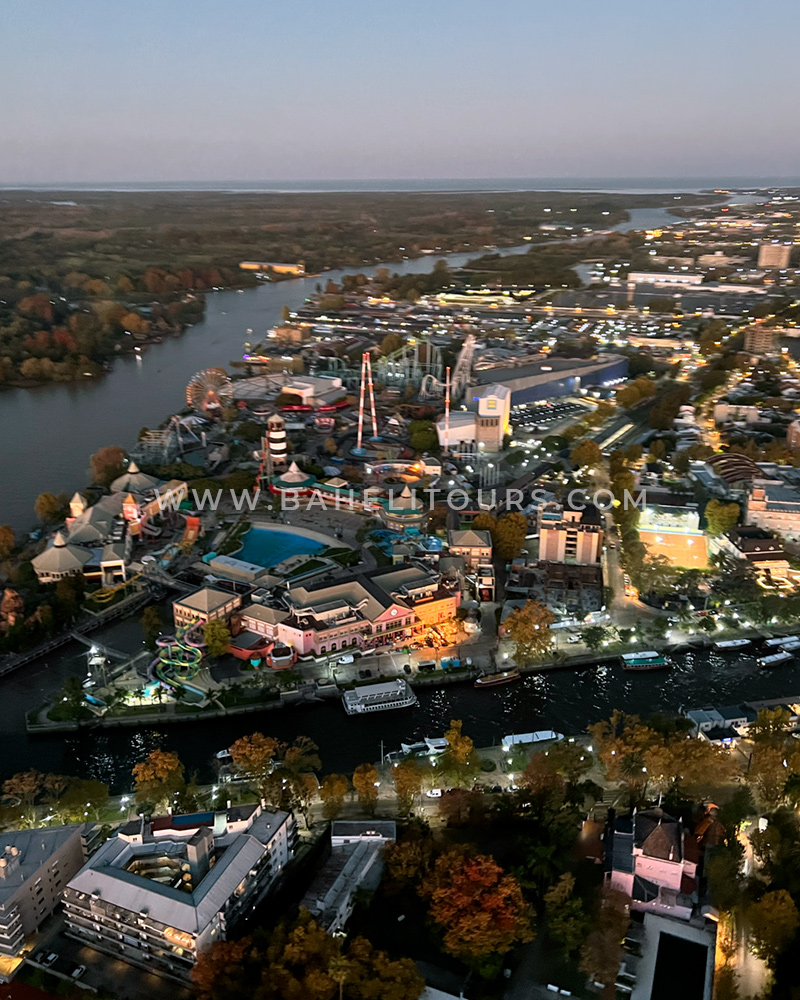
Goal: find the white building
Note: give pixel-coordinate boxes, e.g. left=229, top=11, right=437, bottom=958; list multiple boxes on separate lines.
left=0, top=825, right=88, bottom=978
left=435, top=384, right=511, bottom=453
left=63, top=805, right=295, bottom=982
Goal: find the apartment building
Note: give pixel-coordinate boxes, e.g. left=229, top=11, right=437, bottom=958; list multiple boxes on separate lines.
left=537, top=499, right=604, bottom=565
left=0, top=826, right=87, bottom=977
left=63, top=805, right=295, bottom=982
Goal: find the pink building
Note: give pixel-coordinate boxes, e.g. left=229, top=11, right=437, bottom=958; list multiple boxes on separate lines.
left=607, top=809, right=699, bottom=919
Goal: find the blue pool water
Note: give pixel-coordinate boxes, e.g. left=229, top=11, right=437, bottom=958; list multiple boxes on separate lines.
left=236, top=526, right=325, bottom=568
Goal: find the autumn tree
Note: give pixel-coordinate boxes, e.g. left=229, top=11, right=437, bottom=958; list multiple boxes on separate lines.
left=382, top=836, right=435, bottom=888
left=132, top=749, right=185, bottom=809
left=393, top=759, right=422, bottom=816
left=747, top=890, right=800, bottom=967
left=202, top=619, right=231, bottom=658
left=2, top=770, right=45, bottom=824
left=0, top=525, right=15, bottom=558
left=192, top=912, right=423, bottom=1000
left=503, top=600, right=555, bottom=664
left=420, top=850, right=533, bottom=968
left=60, top=778, right=110, bottom=821
left=352, top=763, right=379, bottom=815
left=441, top=718, right=478, bottom=786
left=579, top=886, right=630, bottom=995
left=493, top=512, right=529, bottom=560
left=704, top=499, right=741, bottom=537
left=320, top=773, right=349, bottom=820
left=544, top=873, right=588, bottom=953
left=229, top=732, right=280, bottom=797
left=34, top=491, right=69, bottom=524
left=570, top=439, right=603, bottom=469
left=89, top=445, right=127, bottom=486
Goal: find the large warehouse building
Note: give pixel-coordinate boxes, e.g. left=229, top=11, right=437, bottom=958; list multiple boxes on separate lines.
left=468, top=355, right=628, bottom=405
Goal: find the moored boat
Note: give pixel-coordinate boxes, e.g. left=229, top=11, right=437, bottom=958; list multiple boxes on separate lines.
left=757, top=651, right=794, bottom=668
left=621, top=651, right=671, bottom=672
left=713, top=639, right=751, bottom=652
left=474, top=670, right=521, bottom=688
left=342, top=679, right=418, bottom=715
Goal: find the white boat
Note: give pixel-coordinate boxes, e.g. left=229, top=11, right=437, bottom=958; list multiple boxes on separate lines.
left=713, top=639, right=751, bottom=651
left=620, top=651, right=660, bottom=661
left=501, top=731, right=564, bottom=751
left=398, top=737, right=449, bottom=757
left=342, top=679, right=418, bottom=715
left=780, top=638, right=800, bottom=652
left=758, top=651, right=794, bottom=668
left=763, top=637, right=787, bottom=648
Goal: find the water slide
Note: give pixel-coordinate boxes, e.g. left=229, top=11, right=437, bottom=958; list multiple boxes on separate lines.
left=147, top=623, right=206, bottom=700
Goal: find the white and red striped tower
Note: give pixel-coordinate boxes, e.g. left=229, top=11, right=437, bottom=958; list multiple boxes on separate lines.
left=366, top=351, right=378, bottom=440
left=356, top=352, right=368, bottom=452
left=444, top=365, right=451, bottom=454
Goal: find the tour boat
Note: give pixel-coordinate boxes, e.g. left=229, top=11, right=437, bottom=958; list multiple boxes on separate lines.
left=757, top=651, right=794, bottom=669
left=502, top=731, right=564, bottom=751
left=474, top=670, right=521, bottom=688
left=713, top=639, right=751, bottom=652
left=342, top=679, right=418, bottom=715
left=780, top=638, right=800, bottom=652
left=620, top=651, right=671, bottom=672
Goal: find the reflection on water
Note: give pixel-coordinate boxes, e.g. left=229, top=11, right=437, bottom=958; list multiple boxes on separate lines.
left=5, top=646, right=800, bottom=791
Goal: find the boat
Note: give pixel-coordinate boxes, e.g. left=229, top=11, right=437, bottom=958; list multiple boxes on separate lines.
left=474, top=670, right=521, bottom=688
left=342, top=679, right=418, bottom=715
left=713, top=639, right=751, bottom=652
left=757, top=651, right=794, bottom=668
left=398, top=737, right=449, bottom=758
left=621, top=651, right=671, bottom=672
left=780, top=638, right=800, bottom=652
left=501, top=731, right=564, bottom=751
left=763, top=637, right=787, bottom=648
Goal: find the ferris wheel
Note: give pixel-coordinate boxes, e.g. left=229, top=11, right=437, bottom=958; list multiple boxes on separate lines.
left=185, top=367, right=233, bottom=414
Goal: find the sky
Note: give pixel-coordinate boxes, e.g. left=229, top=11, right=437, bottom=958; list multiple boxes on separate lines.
left=1, top=0, right=799, bottom=183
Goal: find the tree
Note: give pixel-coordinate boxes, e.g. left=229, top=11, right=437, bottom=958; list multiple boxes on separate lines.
left=493, top=512, right=529, bottom=560
left=140, top=606, right=163, bottom=650
left=89, top=445, right=127, bottom=486
left=544, top=874, right=587, bottom=954
left=132, top=749, right=185, bottom=809
left=503, top=600, right=555, bottom=663
left=60, top=778, right=110, bottom=821
left=192, top=913, right=424, bottom=1000
left=324, top=437, right=339, bottom=455
left=420, top=850, right=533, bottom=966
left=202, top=619, right=231, bottom=658
left=382, top=837, right=435, bottom=887
left=320, top=773, right=349, bottom=820
left=2, top=770, right=44, bottom=823
left=352, top=763, right=379, bottom=815
left=582, top=625, right=608, bottom=651
left=570, top=440, right=603, bottom=469
left=747, top=890, right=800, bottom=967
left=229, top=732, right=280, bottom=797
left=633, top=553, right=674, bottom=594
left=705, top=499, right=740, bottom=537
left=59, top=675, right=86, bottom=719
left=579, top=887, right=630, bottom=995
left=0, top=525, right=15, bottom=558
left=408, top=420, right=438, bottom=454
left=380, top=333, right=404, bottom=356
left=34, top=491, right=69, bottom=524
left=393, top=759, right=422, bottom=816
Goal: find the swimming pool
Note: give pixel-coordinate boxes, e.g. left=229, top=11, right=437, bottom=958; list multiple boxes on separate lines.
left=236, top=526, right=325, bottom=568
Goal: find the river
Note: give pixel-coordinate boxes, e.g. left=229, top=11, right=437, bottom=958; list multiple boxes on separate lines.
left=0, top=203, right=685, bottom=533
left=6, top=630, right=800, bottom=792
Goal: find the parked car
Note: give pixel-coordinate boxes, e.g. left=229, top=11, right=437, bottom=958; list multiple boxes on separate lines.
left=338, top=653, right=354, bottom=664
left=41, top=954, right=58, bottom=968
left=71, top=967, right=86, bottom=980
left=417, top=660, right=437, bottom=672
left=426, top=788, right=443, bottom=798
left=358, top=669, right=373, bottom=680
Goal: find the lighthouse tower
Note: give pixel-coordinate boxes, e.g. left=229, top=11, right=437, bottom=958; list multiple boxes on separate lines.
left=266, top=412, right=288, bottom=467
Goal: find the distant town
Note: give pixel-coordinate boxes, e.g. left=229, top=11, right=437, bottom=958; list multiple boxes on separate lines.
left=2, top=187, right=800, bottom=1000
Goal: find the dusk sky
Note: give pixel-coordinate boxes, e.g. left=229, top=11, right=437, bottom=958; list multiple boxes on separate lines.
left=1, top=0, right=799, bottom=183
